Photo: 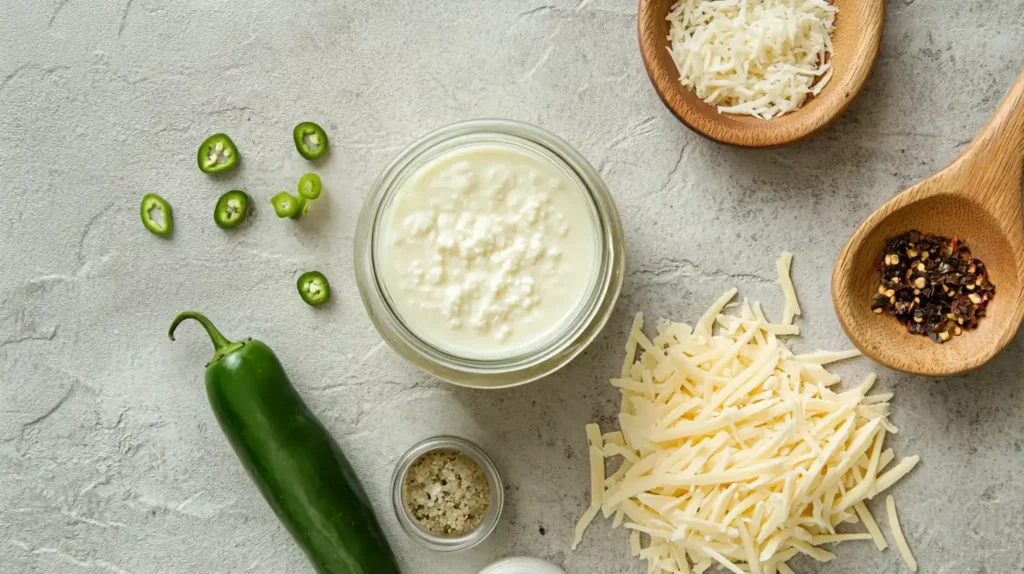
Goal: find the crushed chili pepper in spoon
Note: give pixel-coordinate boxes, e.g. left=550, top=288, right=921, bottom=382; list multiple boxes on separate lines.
left=871, top=230, right=995, bottom=343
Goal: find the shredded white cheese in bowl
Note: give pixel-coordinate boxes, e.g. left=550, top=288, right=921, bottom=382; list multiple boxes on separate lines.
left=667, top=0, right=838, bottom=119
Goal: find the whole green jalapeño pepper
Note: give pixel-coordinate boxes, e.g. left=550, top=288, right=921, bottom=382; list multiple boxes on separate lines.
left=168, top=312, right=400, bottom=574
left=140, top=193, right=173, bottom=236
left=198, top=133, right=240, bottom=174
left=293, top=122, right=329, bottom=160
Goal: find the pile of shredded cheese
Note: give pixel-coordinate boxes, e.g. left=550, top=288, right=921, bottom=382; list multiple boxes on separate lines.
left=573, top=253, right=920, bottom=573
left=667, top=0, right=838, bottom=119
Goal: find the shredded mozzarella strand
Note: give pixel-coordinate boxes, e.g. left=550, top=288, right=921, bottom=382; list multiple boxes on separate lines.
left=886, top=495, right=918, bottom=572
left=572, top=253, right=920, bottom=573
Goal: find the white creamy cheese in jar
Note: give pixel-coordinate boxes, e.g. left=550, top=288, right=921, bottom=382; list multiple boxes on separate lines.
left=379, top=143, right=598, bottom=358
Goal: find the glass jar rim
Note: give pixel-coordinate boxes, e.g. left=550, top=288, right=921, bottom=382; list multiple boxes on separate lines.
left=390, top=436, right=504, bottom=552
left=355, top=119, right=625, bottom=388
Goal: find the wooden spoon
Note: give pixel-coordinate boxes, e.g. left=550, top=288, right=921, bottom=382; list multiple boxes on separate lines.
left=638, top=0, right=885, bottom=148
left=833, top=71, right=1024, bottom=376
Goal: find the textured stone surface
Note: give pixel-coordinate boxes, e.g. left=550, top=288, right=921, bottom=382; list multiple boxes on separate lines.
left=1, top=1, right=1023, bottom=573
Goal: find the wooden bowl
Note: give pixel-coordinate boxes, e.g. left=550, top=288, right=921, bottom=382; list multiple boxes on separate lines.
left=638, top=0, right=885, bottom=148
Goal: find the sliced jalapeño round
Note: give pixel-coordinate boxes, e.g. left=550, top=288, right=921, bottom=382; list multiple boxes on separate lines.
left=214, top=190, right=250, bottom=229
left=140, top=193, right=173, bottom=237
left=293, top=122, right=329, bottom=160
left=197, top=133, right=240, bottom=174
left=297, top=172, right=322, bottom=200
left=271, top=192, right=300, bottom=218
left=297, top=271, right=331, bottom=307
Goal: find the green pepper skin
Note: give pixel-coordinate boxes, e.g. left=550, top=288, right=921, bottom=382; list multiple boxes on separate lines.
left=214, top=190, right=250, bottom=229
left=271, top=192, right=301, bottom=218
left=291, top=196, right=310, bottom=220
left=169, top=312, right=401, bottom=574
left=297, top=270, right=331, bottom=306
left=197, top=133, right=240, bottom=174
left=298, top=172, right=323, bottom=200
left=141, top=193, right=173, bottom=236
left=294, top=122, right=329, bottom=160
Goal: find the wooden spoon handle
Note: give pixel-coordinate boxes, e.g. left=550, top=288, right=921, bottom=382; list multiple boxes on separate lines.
left=965, top=70, right=1024, bottom=169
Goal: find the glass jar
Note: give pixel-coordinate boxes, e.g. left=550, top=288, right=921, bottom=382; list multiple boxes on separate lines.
left=390, top=436, right=504, bottom=552
left=355, top=119, right=624, bottom=388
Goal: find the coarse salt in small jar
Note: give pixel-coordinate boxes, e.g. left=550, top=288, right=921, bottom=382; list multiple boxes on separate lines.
left=355, top=119, right=624, bottom=388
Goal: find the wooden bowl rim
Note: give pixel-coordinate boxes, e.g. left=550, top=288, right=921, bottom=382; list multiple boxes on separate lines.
left=637, top=0, right=885, bottom=148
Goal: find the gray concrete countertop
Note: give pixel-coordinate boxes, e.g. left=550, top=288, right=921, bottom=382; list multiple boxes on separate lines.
left=2, top=1, right=1022, bottom=573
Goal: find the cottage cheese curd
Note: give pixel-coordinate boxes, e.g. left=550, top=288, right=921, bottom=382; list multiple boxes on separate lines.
left=379, top=143, right=598, bottom=358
